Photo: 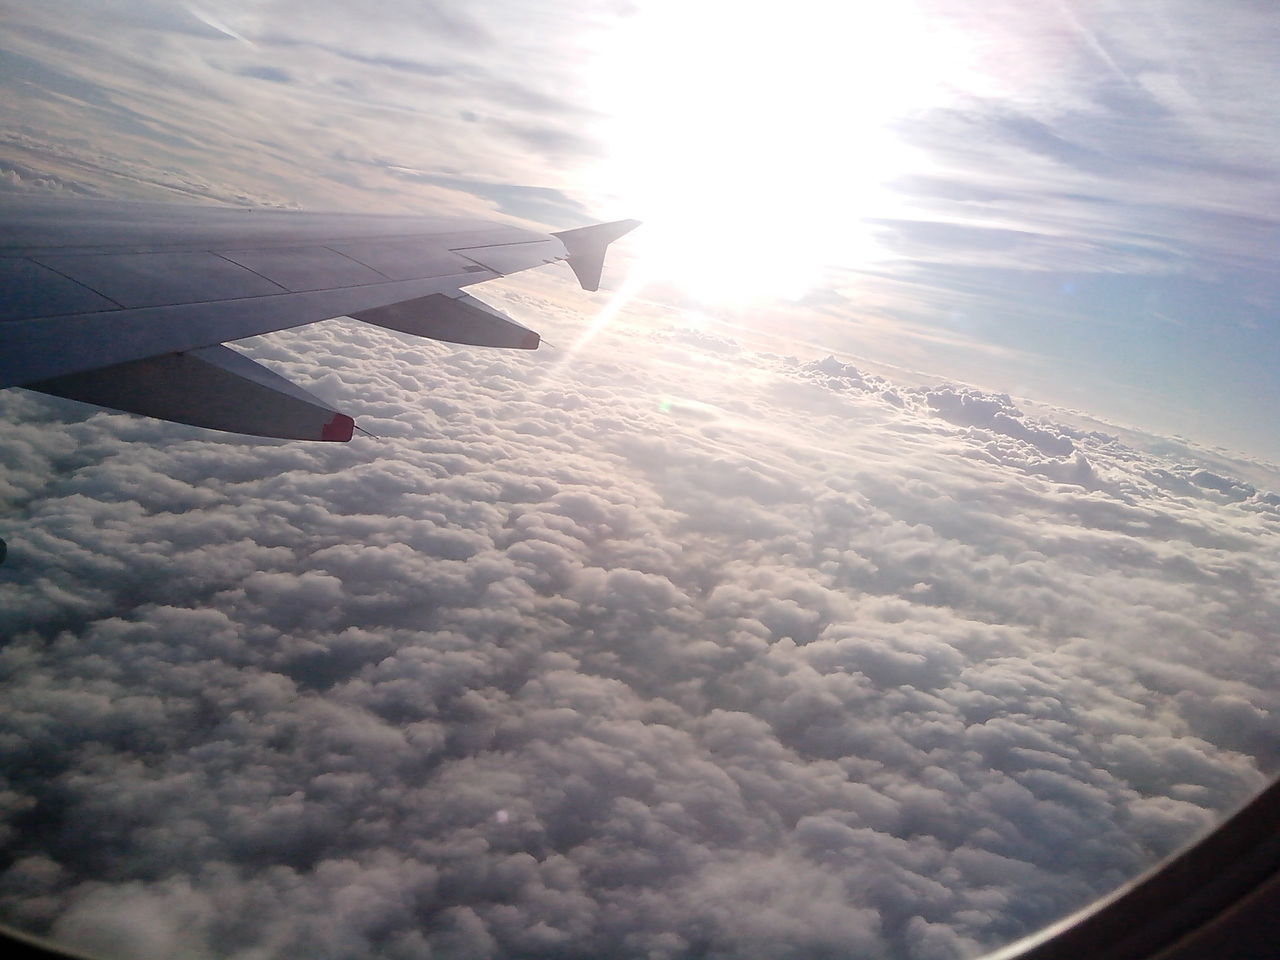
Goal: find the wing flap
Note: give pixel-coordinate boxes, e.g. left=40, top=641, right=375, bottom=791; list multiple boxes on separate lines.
left=351, top=292, right=540, bottom=349
left=25, top=344, right=354, bottom=441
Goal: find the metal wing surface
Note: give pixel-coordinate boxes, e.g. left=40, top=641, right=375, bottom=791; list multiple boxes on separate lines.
left=0, top=198, right=638, bottom=441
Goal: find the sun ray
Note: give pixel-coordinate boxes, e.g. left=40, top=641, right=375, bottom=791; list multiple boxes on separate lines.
left=537, top=264, right=647, bottom=384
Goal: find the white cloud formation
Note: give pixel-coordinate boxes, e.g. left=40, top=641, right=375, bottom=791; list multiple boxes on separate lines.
left=2, top=280, right=1279, bottom=959
left=0, top=0, right=609, bottom=219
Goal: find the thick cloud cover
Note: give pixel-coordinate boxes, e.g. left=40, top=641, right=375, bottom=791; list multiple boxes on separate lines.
left=2, top=282, right=1279, bottom=960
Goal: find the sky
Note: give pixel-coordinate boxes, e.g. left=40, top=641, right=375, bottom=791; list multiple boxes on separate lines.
left=2, top=2, right=1280, bottom=959
left=2, top=0, right=1278, bottom=456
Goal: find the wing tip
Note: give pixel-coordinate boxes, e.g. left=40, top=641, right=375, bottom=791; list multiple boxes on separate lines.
left=553, top=219, right=641, bottom=292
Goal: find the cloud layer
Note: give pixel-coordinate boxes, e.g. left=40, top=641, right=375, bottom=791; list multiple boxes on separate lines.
left=2, top=281, right=1279, bottom=960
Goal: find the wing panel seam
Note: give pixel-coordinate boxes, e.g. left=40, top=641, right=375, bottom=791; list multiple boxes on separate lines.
left=319, top=244, right=395, bottom=282
left=449, top=238, right=554, bottom=251
left=210, top=251, right=291, bottom=294
left=24, top=256, right=126, bottom=310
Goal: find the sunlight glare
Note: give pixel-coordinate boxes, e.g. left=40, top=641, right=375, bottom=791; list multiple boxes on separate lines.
left=586, top=0, right=967, bottom=304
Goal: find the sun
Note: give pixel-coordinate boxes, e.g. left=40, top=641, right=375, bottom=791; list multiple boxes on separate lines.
left=584, top=0, right=968, bottom=305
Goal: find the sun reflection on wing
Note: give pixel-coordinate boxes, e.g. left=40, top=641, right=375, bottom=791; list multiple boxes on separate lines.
left=585, top=0, right=970, bottom=305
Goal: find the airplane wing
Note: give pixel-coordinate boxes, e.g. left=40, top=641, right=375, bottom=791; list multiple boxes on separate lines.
left=0, top=198, right=638, bottom=441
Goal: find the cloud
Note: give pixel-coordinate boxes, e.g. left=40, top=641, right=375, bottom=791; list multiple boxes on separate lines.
left=0, top=1, right=615, bottom=218
left=2, top=282, right=1279, bottom=959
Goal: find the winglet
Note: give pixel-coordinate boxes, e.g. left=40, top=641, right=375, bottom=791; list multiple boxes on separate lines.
left=552, top=219, right=641, bottom=292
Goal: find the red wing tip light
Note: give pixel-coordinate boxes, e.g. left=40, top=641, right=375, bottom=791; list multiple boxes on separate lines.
left=321, top=413, right=356, bottom=442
